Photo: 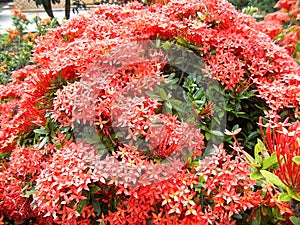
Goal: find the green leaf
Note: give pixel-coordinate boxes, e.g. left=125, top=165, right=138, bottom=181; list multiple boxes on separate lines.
left=23, top=189, right=37, bottom=198
left=175, top=37, right=189, bottom=47
left=197, top=11, right=205, bottom=20
left=77, top=199, right=87, bottom=214
left=34, top=127, right=48, bottom=135
left=272, top=207, right=285, bottom=221
left=165, top=101, right=172, bottom=109
left=90, top=184, right=101, bottom=195
left=85, top=137, right=100, bottom=145
left=159, top=88, right=168, bottom=100
left=0, top=151, right=10, bottom=158
left=287, top=188, right=300, bottom=201
left=169, top=99, right=182, bottom=105
left=278, top=193, right=292, bottom=202
left=209, top=130, right=224, bottom=137
left=190, top=161, right=200, bottom=167
left=251, top=163, right=261, bottom=168
left=21, top=182, right=30, bottom=192
left=233, top=214, right=243, bottom=219
left=35, top=0, right=42, bottom=7
left=260, top=170, right=288, bottom=191
left=92, top=198, right=101, bottom=216
left=250, top=170, right=263, bottom=180
left=145, top=91, right=160, bottom=100
left=293, top=156, right=300, bottom=165
left=205, top=132, right=210, bottom=140
left=248, top=131, right=260, bottom=140
left=252, top=209, right=261, bottom=225
left=38, top=136, right=49, bottom=149
left=290, top=216, right=300, bottom=225
left=162, top=101, right=172, bottom=115
left=254, top=139, right=267, bottom=163
left=161, top=41, right=171, bottom=51
left=261, top=152, right=278, bottom=170
left=243, top=150, right=255, bottom=164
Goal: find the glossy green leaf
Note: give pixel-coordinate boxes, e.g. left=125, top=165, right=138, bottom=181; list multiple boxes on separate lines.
left=292, top=156, right=300, bottom=165
left=247, top=131, right=259, bottom=140
left=243, top=150, right=255, bottom=164
left=290, top=216, right=300, bottom=225
left=190, top=161, right=200, bottom=167
left=161, top=41, right=172, bottom=51
left=23, top=189, right=37, bottom=198
left=155, top=39, right=161, bottom=48
left=260, top=170, right=288, bottom=191
left=77, top=199, right=87, bottom=214
left=38, top=136, right=49, bottom=149
left=209, top=130, right=224, bottom=137
left=21, top=182, right=30, bottom=192
left=250, top=170, right=263, bottom=180
left=287, top=188, right=300, bottom=201
left=254, top=139, right=266, bottom=163
left=261, top=152, right=278, bottom=170
left=205, top=132, right=210, bottom=140
left=34, top=127, right=48, bottom=135
left=175, top=37, right=189, bottom=47
left=278, top=193, right=292, bottom=202
left=197, top=12, right=205, bottom=20
left=251, top=163, right=261, bottom=168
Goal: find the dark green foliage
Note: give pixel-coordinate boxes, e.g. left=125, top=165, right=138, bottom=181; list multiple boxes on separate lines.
left=250, top=0, right=278, bottom=13
left=229, top=0, right=278, bottom=13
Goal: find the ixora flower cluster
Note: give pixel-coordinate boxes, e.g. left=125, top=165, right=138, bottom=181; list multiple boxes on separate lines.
left=0, top=0, right=300, bottom=224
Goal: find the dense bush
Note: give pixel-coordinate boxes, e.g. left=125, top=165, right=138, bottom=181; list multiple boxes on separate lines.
left=0, top=0, right=300, bottom=224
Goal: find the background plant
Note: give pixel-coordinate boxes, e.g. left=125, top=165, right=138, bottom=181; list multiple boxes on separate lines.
left=256, top=0, right=300, bottom=64
left=0, top=10, right=57, bottom=85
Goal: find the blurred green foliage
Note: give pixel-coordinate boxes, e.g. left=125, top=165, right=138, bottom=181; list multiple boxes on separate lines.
left=228, top=0, right=278, bottom=13
left=0, top=12, right=57, bottom=85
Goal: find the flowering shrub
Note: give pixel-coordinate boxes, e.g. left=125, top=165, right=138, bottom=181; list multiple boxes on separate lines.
left=0, top=0, right=300, bottom=224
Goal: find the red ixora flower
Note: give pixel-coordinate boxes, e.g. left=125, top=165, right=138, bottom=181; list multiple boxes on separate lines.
left=260, top=116, right=300, bottom=193
left=274, top=0, right=298, bottom=11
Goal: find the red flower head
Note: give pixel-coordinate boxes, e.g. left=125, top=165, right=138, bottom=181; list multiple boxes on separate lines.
left=275, top=0, right=298, bottom=11
left=260, top=117, right=300, bottom=193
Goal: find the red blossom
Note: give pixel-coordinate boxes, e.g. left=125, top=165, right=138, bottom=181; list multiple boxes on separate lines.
left=275, top=0, right=298, bottom=10
left=196, top=145, right=263, bottom=223
left=260, top=117, right=300, bottom=193
left=32, top=141, right=101, bottom=223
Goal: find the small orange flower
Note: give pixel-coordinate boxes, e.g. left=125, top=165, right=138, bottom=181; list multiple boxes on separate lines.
left=11, top=9, right=21, bottom=16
